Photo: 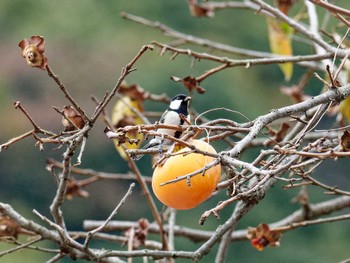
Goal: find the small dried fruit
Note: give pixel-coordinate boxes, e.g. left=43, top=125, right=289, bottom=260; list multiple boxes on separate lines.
left=66, top=178, right=90, bottom=200
left=247, top=223, right=282, bottom=251
left=124, top=218, right=150, bottom=248
left=18, top=36, right=48, bottom=70
left=188, top=0, right=214, bottom=17
left=0, top=215, right=21, bottom=238
left=275, top=0, right=294, bottom=15
left=171, top=76, right=206, bottom=94
left=62, top=105, right=85, bottom=131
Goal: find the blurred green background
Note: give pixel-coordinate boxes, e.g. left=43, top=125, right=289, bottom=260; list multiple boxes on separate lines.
left=1, top=0, right=350, bottom=262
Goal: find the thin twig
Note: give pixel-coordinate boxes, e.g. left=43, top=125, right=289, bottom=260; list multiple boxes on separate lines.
left=84, top=183, right=135, bottom=249
left=0, top=130, right=34, bottom=151
left=308, top=0, right=350, bottom=17
left=275, top=213, right=350, bottom=232
left=0, top=236, right=43, bottom=257
left=91, top=45, right=154, bottom=123
left=46, top=65, right=89, bottom=124
left=126, top=155, right=169, bottom=250
left=49, top=135, right=85, bottom=228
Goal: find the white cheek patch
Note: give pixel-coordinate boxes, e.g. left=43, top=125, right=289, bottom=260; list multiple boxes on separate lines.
left=169, top=99, right=182, bottom=110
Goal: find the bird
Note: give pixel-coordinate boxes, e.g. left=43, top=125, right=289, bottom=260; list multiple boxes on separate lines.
left=134, top=94, right=191, bottom=160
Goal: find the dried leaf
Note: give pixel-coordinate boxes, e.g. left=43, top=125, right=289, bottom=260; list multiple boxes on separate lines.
left=18, top=36, right=48, bottom=70
left=275, top=0, right=294, bottom=15
left=340, top=130, right=350, bottom=152
left=118, top=82, right=150, bottom=103
left=265, top=123, right=290, bottom=146
left=66, top=178, right=90, bottom=200
left=280, top=85, right=310, bottom=103
left=272, top=123, right=290, bottom=145
left=171, top=75, right=206, bottom=94
left=247, top=223, right=282, bottom=251
left=188, top=0, right=214, bottom=18
left=124, top=218, right=149, bottom=248
left=0, top=215, right=22, bottom=238
left=62, top=105, right=85, bottom=131
left=267, top=17, right=293, bottom=81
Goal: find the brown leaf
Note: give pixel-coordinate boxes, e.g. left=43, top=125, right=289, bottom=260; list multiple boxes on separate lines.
left=276, top=123, right=290, bottom=141
left=124, top=218, right=150, bottom=249
left=188, top=0, right=214, bottom=18
left=62, top=105, right=85, bottom=131
left=118, top=82, right=150, bottom=104
left=280, top=85, right=310, bottom=103
left=275, top=0, right=294, bottom=15
left=18, top=36, right=48, bottom=70
left=340, top=130, right=350, bottom=151
left=171, top=75, right=206, bottom=94
left=247, top=223, right=282, bottom=251
left=0, top=215, right=22, bottom=238
left=66, top=178, right=90, bottom=200
left=112, top=83, right=145, bottom=129
left=265, top=123, right=290, bottom=146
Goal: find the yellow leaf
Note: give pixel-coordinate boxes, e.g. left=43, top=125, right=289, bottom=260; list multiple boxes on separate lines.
left=267, top=17, right=293, bottom=81
left=339, top=96, right=350, bottom=124
left=111, top=96, right=144, bottom=160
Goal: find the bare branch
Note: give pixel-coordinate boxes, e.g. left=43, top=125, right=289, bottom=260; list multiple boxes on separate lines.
left=84, top=183, right=135, bottom=249
left=308, top=0, right=350, bottom=17
left=91, top=45, right=154, bottom=123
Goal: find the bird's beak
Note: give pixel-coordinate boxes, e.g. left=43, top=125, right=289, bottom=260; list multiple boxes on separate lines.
left=185, top=96, right=191, bottom=101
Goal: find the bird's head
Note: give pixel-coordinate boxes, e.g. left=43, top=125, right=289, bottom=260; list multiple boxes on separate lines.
left=169, top=94, right=191, bottom=113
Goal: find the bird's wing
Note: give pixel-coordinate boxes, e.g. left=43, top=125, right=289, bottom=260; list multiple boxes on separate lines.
left=159, top=110, right=168, bottom=123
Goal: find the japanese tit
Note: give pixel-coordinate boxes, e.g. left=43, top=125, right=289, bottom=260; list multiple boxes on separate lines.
left=135, top=94, right=191, bottom=159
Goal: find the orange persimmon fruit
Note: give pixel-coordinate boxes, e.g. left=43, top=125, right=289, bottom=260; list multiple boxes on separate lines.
left=152, top=139, right=221, bottom=210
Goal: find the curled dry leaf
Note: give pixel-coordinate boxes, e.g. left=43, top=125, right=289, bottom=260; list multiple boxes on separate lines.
left=275, top=0, right=294, bottom=15
left=171, top=76, right=206, bottom=94
left=340, top=130, right=350, bottom=152
left=124, top=218, right=150, bottom=249
left=62, top=105, right=85, bottom=131
left=280, top=85, right=310, bottom=103
left=188, top=0, right=214, bottom=18
left=118, top=82, right=150, bottom=102
left=247, top=223, right=282, bottom=251
left=18, top=35, right=48, bottom=70
left=66, top=178, right=90, bottom=200
left=0, top=214, right=22, bottom=238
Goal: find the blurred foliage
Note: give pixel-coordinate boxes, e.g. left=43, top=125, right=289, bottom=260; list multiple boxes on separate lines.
left=1, top=0, right=350, bottom=262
